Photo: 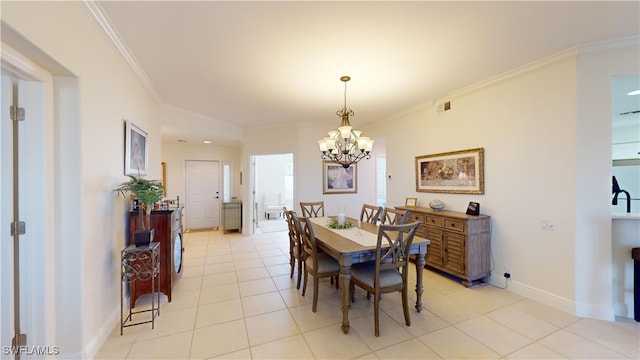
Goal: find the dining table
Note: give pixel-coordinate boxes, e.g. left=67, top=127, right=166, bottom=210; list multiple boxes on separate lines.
left=309, top=217, right=430, bottom=334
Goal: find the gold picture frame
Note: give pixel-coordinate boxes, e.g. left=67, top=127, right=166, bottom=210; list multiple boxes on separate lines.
left=405, top=198, right=417, bottom=207
left=415, top=148, right=484, bottom=194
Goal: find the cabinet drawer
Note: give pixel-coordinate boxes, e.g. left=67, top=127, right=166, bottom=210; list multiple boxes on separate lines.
left=444, top=218, right=465, bottom=233
left=408, top=213, right=425, bottom=223
left=425, top=215, right=443, bottom=227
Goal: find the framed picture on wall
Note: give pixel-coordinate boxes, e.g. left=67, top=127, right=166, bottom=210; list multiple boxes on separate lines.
left=323, top=161, right=357, bottom=194
left=124, top=120, right=148, bottom=176
left=415, top=148, right=484, bottom=194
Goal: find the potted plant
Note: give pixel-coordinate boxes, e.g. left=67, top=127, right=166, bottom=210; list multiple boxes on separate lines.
left=114, top=175, right=164, bottom=246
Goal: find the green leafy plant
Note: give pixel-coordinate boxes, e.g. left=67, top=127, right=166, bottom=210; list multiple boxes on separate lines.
left=327, top=217, right=353, bottom=229
left=113, top=175, right=164, bottom=231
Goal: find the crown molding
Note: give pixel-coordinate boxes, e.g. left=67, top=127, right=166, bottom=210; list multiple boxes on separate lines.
left=451, top=36, right=640, bottom=99
left=78, top=0, right=161, bottom=103
left=451, top=46, right=580, bottom=98
left=578, top=36, right=640, bottom=55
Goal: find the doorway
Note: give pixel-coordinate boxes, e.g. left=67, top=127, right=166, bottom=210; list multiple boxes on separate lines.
left=184, top=160, right=220, bottom=230
left=251, top=153, right=293, bottom=234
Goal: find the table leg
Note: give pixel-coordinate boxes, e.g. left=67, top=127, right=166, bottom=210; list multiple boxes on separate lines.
left=414, top=245, right=426, bottom=312
left=339, top=255, right=353, bottom=334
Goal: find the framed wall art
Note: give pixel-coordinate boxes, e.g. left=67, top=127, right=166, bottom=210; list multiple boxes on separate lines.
left=124, top=120, right=148, bottom=176
left=415, top=148, right=484, bottom=194
left=323, top=161, right=357, bottom=194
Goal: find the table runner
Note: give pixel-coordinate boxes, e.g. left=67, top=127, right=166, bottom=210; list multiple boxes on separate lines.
left=309, top=217, right=379, bottom=247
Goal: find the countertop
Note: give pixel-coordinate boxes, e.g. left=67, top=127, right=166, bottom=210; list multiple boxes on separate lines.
left=612, top=213, right=640, bottom=220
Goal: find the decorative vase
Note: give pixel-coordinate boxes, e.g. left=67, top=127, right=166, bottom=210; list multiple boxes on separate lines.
left=429, top=199, right=445, bottom=211
left=134, top=229, right=154, bottom=247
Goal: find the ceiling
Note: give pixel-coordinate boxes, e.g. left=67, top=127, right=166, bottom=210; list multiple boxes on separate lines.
left=96, top=1, right=640, bottom=144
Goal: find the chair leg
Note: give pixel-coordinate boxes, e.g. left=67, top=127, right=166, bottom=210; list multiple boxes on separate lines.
left=312, top=276, right=319, bottom=312
left=296, top=259, right=303, bottom=289
left=373, top=290, right=380, bottom=337
left=402, top=286, right=411, bottom=326
left=289, top=253, right=294, bottom=279
left=302, top=270, right=308, bottom=296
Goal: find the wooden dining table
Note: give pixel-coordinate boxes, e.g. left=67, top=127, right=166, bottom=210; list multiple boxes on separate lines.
left=309, top=217, right=430, bottom=334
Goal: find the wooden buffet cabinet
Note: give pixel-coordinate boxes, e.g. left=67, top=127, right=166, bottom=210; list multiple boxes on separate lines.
left=128, top=207, right=184, bottom=307
left=396, top=206, right=491, bottom=287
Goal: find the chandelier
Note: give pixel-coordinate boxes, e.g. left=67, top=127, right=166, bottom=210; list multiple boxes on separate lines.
left=317, top=76, right=374, bottom=169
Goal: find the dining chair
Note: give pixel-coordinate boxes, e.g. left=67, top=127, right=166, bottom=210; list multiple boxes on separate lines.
left=349, top=221, right=421, bottom=336
left=284, top=208, right=305, bottom=289
left=380, top=207, right=410, bottom=225
left=360, top=204, right=382, bottom=224
left=294, top=214, right=340, bottom=312
left=299, top=201, right=325, bottom=217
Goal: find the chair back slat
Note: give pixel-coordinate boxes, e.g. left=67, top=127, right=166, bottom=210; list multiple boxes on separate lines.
left=360, top=204, right=382, bottom=224
left=300, top=201, right=325, bottom=217
left=284, top=208, right=298, bottom=248
left=380, top=207, right=409, bottom=225
left=293, top=214, right=318, bottom=271
left=375, top=221, right=420, bottom=283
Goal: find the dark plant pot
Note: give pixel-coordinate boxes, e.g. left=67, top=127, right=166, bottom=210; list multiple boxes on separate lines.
left=134, top=229, right=154, bottom=247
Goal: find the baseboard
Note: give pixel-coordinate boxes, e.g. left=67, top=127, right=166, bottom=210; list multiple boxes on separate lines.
left=492, top=278, right=615, bottom=321
left=81, top=304, right=121, bottom=359
left=575, top=300, right=615, bottom=321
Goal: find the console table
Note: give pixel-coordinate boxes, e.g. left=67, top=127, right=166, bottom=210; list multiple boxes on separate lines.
left=396, top=206, right=491, bottom=287
left=120, top=242, right=160, bottom=334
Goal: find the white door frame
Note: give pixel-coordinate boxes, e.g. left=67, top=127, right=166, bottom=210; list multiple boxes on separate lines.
left=1, top=43, right=56, bottom=355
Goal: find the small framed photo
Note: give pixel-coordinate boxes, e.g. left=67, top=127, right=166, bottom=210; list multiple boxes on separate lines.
left=323, top=161, right=357, bottom=194
left=124, top=120, right=148, bottom=176
left=405, top=197, right=418, bottom=207
left=466, top=202, right=480, bottom=216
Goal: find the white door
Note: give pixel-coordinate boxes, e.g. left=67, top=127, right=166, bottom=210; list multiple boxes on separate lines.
left=185, top=160, right=220, bottom=229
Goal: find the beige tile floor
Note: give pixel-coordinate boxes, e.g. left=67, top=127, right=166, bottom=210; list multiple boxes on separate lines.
left=96, top=229, right=639, bottom=359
